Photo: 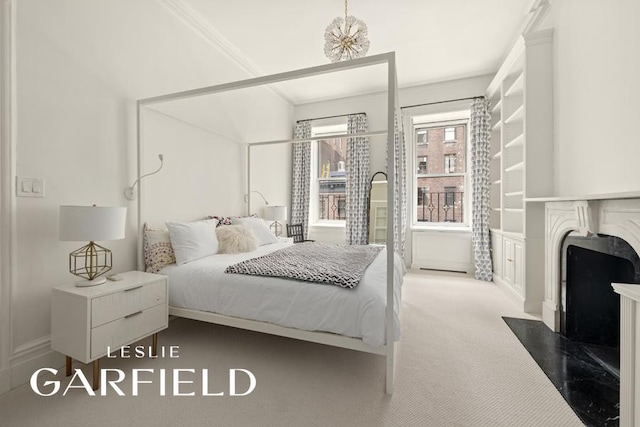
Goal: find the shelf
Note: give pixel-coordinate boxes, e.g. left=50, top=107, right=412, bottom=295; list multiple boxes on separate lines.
left=504, top=73, right=524, bottom=97
left=492, top=100, right=502, bottom=113
left=504, top=162, right=524, bottom=173
left=492, top=151, right=502, bottom=160
left=505, top=191, right=524, bottom=197
left=505, top=133, right=524, bottom=149
left=504, top=208, right=524, bottom=213
left=492, top=180, right=502, bottom=185
left=492, top=208, right=502, bottom=212
left=504, top=105, right=524, bottom=124
left=492, top=121, right=503, bottom=131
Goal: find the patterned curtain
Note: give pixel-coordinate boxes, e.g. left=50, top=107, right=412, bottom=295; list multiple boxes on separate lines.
left=392, top=113, right=407, bottom=256
left=470, top=97, right=493, bottom=281
left=291, top=121, right=312, bottom=239
left=345, top=114, right=370, bottom=245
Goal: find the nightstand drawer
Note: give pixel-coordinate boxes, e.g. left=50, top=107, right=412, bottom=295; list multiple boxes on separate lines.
left=91, top=303, right=166, bottom=359
left=92, top=280, right=166, bottom=327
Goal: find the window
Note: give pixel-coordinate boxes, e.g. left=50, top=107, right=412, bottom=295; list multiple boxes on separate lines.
left=413, top=122, right=467, bottom=225
left=444, top=186, right=456, bottom=206
left=444, top=127, right=456, bottom=142
left=444, top=154, right=456, bottom=174
left=311, top=122, right=348, bottom=223
left=417, top=156, right=428, bottom=174
left=416, top=129, right=428, bottom=145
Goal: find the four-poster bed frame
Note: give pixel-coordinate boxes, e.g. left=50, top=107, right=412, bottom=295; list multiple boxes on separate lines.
left=134, top=52, right=401, bottom=394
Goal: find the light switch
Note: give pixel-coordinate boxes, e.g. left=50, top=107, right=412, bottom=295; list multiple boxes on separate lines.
left=16, top=177, right=45, bottom=198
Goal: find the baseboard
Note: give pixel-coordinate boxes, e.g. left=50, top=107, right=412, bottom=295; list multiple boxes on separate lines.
left=0, top=337, right=65, bottom=394
left=10, top=349, right=64, bottom=390
left=411, top=261, right=472, bottom=274
left=0, top=366, right=10, bottom=394
left=493, top=275, right=526, bottom=310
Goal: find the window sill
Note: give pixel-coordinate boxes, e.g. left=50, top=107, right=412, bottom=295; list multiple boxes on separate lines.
left=411, top=225, right=471, bottom=233
left=310, top=222, right=345, bottom=228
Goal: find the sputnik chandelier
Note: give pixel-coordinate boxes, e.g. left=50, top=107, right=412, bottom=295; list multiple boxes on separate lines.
left=324, top=0, right=370, bottom=63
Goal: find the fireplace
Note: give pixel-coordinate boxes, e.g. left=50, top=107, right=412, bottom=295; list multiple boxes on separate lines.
left=540, top=195, right=640, bottom=426
left=560, top=233, right=640, bottom=377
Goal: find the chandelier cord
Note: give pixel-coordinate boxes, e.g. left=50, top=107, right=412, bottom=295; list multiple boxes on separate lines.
left=344, top=0, right=348, bottom=22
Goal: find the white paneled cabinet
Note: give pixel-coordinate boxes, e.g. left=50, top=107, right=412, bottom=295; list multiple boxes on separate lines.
left=487, top=29, right=553, bottom=313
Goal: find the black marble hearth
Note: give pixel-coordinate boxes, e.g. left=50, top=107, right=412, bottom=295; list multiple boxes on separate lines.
left=503, top=317, right=620, bottom=427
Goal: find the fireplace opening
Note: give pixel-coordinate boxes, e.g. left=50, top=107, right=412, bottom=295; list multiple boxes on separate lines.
left=561, top=233, right=640, bottom=379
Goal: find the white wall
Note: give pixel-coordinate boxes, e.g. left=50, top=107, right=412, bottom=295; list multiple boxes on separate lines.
left=4, top=0, right=293, bottom=392
left=549, top=0, right=640, bottom=196
left=140, top=109, right=245, bottom=226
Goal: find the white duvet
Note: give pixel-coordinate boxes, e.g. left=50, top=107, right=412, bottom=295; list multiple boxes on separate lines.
left=162, top=241, right=405, bottom=346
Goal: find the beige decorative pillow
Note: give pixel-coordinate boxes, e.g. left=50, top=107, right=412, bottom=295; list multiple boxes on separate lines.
left=143, top=224, right=176, bottom=273
left=216, top=224, right=258, bottom=254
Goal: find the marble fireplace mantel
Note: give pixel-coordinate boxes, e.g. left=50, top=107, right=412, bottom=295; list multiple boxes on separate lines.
left=525, top=193, right=640, bottom=330
left=612, top=284, right=639, bottom=427
left=528, top=192, right=640, bottom=427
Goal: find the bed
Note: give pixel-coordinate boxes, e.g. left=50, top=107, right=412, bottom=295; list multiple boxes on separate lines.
left=162, top=239, right=405, bottom=348
left=135, top=52, right=404, bottom=394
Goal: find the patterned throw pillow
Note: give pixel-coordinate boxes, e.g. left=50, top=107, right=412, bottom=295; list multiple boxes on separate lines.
left=208, top=215, right=234, bottom=226
left=208, top=214, right=258, bottom=227
left=143, top=224, right=176, bottom=273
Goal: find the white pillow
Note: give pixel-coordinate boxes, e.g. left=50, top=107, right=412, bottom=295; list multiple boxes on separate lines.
left=232, top=217, right=278, bottom=246
left=216, top=224, right=258, bottom=254
left=166, top=219, right=219, bottom=265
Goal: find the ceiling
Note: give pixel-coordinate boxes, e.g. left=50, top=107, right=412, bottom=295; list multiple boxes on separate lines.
left=179, top=0, right=535, bottom=104
left=18, top=0, right=536, bottom=141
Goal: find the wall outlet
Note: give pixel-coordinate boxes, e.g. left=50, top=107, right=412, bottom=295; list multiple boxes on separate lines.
left=16, top=177, right=45, bottom=198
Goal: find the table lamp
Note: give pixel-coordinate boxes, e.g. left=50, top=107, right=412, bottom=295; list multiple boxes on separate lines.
left=59, top=205, right=127, bottom=287
left=264, top=205, right=287, bottom=236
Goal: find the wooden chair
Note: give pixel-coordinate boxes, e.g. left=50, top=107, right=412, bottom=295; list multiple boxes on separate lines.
left=286, top=224, right=314, bottom=243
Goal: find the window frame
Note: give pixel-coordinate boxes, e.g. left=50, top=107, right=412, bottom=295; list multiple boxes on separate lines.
left=309, top=122, right=349, bottom=226
left=444, top=154, right=457, bottom=174
left=444, top=126, right=456, bottom=142
left=411, top=117, right=470, bottom=229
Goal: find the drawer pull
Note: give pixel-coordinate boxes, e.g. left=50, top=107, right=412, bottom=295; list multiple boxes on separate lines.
left=507, top=258, right=513, bottom=262
left=124, top=311, right=143, bottom=319
left=124, top=286, right=143, bottom=292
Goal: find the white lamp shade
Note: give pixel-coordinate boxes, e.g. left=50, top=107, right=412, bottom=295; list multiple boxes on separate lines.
left=59, top=206, right=127, bottom=241
left=264, top=205, right=287, bottom=221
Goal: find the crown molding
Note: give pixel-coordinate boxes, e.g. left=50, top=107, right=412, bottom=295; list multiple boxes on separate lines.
left=522, top=0, right=553, bottom=35
left=160, top=0, right=293, bottom=105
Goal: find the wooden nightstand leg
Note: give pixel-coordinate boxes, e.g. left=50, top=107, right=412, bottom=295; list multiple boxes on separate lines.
left=152, top=332, right=158, bottom=357
left=65, top=356, right=72, bottom=376
left=92, top=359, right=100, bottom=391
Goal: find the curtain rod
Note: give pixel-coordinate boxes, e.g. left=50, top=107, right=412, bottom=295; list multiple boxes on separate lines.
left=400, top=96, right=483, bottom=110
left=296, top=112, right=366, bottom=123
left=295, top=96, right=484, bottom=122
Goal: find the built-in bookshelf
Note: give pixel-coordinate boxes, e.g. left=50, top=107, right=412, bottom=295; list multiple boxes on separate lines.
left=486, top=29, right=554, bottom=313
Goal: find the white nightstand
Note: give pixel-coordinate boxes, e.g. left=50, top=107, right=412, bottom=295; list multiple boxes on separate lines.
left=51, top=271, right=168, bottom=389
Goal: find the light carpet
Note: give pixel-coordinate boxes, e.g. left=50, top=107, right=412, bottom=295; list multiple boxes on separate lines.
left=0, top=271, right=584, bottom=426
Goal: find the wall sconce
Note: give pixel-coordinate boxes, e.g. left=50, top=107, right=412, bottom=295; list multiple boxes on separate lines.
left=124, top=154, right=164, bottom=200
left=243, top=191, right=269, bottom=205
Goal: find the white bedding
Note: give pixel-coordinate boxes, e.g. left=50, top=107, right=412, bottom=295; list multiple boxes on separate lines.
left=162, top=241, right=405, bottom=346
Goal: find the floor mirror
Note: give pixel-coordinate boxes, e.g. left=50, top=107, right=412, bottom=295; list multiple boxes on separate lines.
left=367, top=171, right=388, bottom=244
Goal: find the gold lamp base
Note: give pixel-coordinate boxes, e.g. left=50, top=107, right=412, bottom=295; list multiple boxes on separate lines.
left=69, top=241, right=112, bottom=286
left=270, top=221, right=283, bottom=237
